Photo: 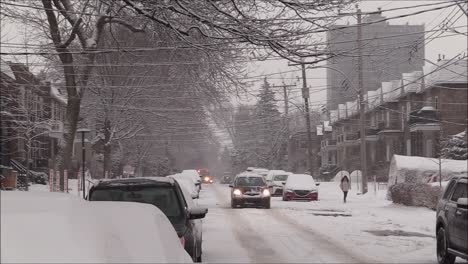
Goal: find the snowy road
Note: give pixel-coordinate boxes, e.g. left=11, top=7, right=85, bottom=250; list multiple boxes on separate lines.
left=199, top=184, right=371, bottom=263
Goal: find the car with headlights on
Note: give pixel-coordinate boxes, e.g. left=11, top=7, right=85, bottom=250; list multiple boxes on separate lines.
left=229, top=173, right=271, bottom=208
left=282, top=174, right=320, bottom=201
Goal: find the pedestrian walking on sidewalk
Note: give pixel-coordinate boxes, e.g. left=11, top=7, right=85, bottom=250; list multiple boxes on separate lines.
left=340, top=175, right=350, bottom=203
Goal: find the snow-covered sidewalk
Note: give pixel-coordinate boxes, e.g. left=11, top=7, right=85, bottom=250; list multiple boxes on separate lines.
left=271, top=182, right=438, bottom=263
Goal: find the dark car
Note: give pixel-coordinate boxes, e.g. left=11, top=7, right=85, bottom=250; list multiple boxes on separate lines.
left=87, top=177, right=208, bottom=262
left=436, top=175, right=467, bottom=264
left=229, top=173, right=271, bottom=209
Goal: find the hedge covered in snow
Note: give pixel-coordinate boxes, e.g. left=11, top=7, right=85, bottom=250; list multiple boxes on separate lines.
left=387, top=183, right=443, bottom=210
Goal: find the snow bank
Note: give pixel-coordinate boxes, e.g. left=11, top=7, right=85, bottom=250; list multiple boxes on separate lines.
left=388, top=155, right=467, bottom=186
left=1, top=191, right=192, bottom=263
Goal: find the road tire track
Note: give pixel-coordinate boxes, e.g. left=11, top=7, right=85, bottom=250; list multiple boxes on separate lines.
left=210, top=184, right=286, bottom=263
left=269, top=208, right=375, bottom=263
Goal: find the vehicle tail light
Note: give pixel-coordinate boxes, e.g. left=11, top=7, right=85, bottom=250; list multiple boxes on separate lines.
left=179, top=236, right=185, bottom=247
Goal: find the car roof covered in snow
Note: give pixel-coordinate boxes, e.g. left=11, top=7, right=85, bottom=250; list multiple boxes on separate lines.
left=236, top=172, right=264, bottom=178
left=94, top=177, right=175, bottom=187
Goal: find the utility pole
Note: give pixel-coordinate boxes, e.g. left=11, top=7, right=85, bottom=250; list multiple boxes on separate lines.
left=356, top=6, right=368, bottom=194
left=289, top=59, right=314, bottom=175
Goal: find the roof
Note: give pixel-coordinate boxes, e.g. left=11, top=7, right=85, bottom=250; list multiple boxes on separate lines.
left=0, top=60, right=15, bottom=79
left=95, top=177, right=175, bottom=187
left=424, top=59, right=468, bottom=87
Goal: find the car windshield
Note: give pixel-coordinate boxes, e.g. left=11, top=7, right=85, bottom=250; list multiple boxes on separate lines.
left=89, top=186, right=183, bottom=219
left=236, top=177, right=265, bottom=186
left=273, top=175, right=288, bottom=181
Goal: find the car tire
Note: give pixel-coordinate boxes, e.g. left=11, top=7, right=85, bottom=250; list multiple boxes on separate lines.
left=264, top=200, right=271, bottom=209
left=437, top=227, right=456, bottom=264
left=231, top=200, right=237, bottom=208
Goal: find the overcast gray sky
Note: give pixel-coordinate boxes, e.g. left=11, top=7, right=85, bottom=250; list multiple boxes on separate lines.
left=238, top=0, right=467, bottom=113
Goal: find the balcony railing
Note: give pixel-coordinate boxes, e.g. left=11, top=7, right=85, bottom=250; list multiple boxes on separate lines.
left=409, top=107, right=439, bottom=125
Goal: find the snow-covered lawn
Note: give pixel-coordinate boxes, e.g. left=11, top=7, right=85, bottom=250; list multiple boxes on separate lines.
left=1, top=190, right=192, bottom=263
left=271, top=182, right=438, bottom=263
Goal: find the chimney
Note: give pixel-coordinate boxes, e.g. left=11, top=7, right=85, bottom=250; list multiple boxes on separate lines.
left=442, top=54, right=446, bottom=60
left=438, top=54, right=441, bottom=62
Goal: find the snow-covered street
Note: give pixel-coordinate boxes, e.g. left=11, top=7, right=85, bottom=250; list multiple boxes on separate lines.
left=199, top=182, right=442, bottom=263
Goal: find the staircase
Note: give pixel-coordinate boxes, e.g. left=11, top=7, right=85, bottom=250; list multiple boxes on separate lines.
left=9, top=159, right=30, bottom=190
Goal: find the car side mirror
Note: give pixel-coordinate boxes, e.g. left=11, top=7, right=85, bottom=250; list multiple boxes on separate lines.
left=282, top=182, right=286, bottom=185
left=457, top=198, right=468, bottom=209
left=188, top=207, right=208, bottom=220
left=316, top=183, right=320, bottom=186
left=191, top=193, right=199, bottom=199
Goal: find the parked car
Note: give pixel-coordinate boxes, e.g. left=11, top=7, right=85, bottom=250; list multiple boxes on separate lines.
left=282, top=174, right=320, bottom=201
left=229, top=172, right=270, bottom=209
left=170, top=174, right=199, bottom=199
left=87, top=177, right=208, bottom=262
left=2, top=191, right=193, bottom=263
left=436, top=175, right=467, bottom=264
left=266, top=170, right=291, bottom=196
left=181, top=170, right=202, bottom=192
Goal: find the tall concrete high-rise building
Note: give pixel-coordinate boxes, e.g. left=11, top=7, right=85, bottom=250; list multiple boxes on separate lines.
left=326, top=10, right=425, bottom=110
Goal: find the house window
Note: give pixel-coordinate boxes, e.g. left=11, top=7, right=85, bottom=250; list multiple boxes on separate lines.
left=386, top=111, right=390, bottom=127
left=406, top=101, right=411, bottom=121
left=435, top=96, right=439, bottom=110
left=386, top=143, right=391, bottom=161
left=401, top=105, right=405, bottom=129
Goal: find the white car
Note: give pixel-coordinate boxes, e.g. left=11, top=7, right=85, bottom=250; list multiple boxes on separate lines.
left=266, top=170, right=291, bottom=196
left=1, top=191, right=192, bottom=263
left=283, top=174, right=320, bottom=201
left=249, top=168, right=269, bottom=179
left=181, top=170, right=202, bottom=193
left=170, top=174, right=199, bottom=199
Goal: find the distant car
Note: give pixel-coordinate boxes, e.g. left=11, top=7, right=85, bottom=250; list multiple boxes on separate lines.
left=251, top=168, right=269, bottom=179
left=436, top=175, right=467, bottom=264
left=201, top=175, right=214, bottom=184
left=266, top=170, right=291, bottom=196
left=221, top=173, right=233, bottom=184
left=283, top=174, right=320, bottom=201
left=229, top=173, right=271, bottom=209
left=87, top=177, right=208, bottom=262
left=181, top=170, right=202, bottom=193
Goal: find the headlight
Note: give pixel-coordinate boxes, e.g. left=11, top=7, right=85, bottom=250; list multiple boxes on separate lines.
left=233, top=189, right=242, bottom=196
left=286, top=189, right=294, bottom=193
left=262, top=189, right=270, bottom=196
left=204, top=176, right=210, bottom=182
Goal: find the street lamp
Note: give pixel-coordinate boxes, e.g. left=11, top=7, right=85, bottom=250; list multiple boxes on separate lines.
left=76, top=128, right=90, bottom=199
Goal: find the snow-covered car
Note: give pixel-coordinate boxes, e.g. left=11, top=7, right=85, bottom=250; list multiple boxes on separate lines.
left=170, top=174, right=200, bottom=199
left=283, top=174, right=320, bottom=201
left=266, top=170, right=291, bottom=196
left=87, top=177, right=207, bottom=262
left=181, top=170, right=202, bottom=193
left=230, top=172, right=271, bottom=208
left=1, top=191, right=192, bottom=263
left=250, top=168, right=269, bottom=179
left=436, top=175, right=467, bottom=264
